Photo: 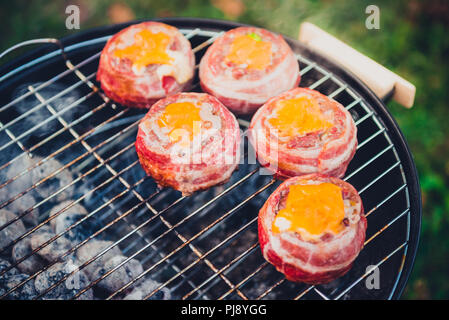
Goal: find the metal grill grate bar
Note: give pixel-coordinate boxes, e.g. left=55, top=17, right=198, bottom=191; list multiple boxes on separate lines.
left=26, top=150, right=257, bottom=299
left=64, top=36, right=253, bottom=298
left=183, top=244, right=261, bottom=300
left=0, top=73, right=96, bottom=137
left=0, top=99, right=110, bottom=174
left=0, top=108, right=133, bottom=237
left=75, top=169, right=264, bottom=299
left=0, top=52, right=101, bottom=113
left=0, top=116, right=141, bottom=270
left=334, top=242, right=407, bottom=300
left=0, top=159, right=148, bottom=299
left=0, top=88, right=98, bottom=154
left=0, top=121, right=31, bottom=157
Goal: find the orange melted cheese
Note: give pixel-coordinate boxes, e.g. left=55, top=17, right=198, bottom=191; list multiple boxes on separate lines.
left=158, top=102, right=202, bottom=144
left=114, top=29, right=173, bottom=70
left=268, top=96, right=333, bottom=136
left=225, top=34, right=272, bottom=70
left=272, top=183, right=345, bottom=236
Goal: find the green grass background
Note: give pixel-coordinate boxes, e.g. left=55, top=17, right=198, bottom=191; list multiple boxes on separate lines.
left=1, top=0, right=448, bottom=299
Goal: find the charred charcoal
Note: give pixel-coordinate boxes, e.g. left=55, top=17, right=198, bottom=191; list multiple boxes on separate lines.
left=49, top=201, right=100, bottom=244
left=0, top=273, right=37, bottom=300
left=0, top=155, right=74, bottom=204
left=0, top=189, right=39, bottom=226
left=30, top=231, right=73, bottom=262
left=92, top=255, right=143, bottom=293
left=0, top=210, right=26, bottom=255
left=123, top=278, right=171, bottom=300
left=34, top=260, right=93, bottom=300
left=75, top=240, right=121, bottom=279
left=12, top=236, right=46, bottom=275
left=0, top=258, right=19, bottom=279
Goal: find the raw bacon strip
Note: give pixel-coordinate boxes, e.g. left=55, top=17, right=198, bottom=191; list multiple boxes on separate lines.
left=135, top=93, right=240, bottom=195
left=258, top=174, right=367, bottom=284
left=199, top=27, right=300, bottom=115
left=249, top=87, right=357, bottom=179
left=97, top=22, right=195, bottom=108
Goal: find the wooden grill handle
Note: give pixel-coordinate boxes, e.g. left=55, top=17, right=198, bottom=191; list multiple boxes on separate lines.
left=298, top=22, right=415, bottom=108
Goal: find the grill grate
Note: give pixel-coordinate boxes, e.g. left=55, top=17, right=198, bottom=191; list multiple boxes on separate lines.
left=0, top=25, right=414, bottom=300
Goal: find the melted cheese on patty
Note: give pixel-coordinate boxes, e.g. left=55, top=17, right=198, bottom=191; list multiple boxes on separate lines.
left=272, top=183, right=345, bottom=237
left=225, top=34, right=272, bottom=70
left=113, top=29, right=191, bottom=84
left=158, top=102, right=202, bottom=145
left=114, top=29, right=173, bottom=70
left=269, top=96, right=333, bottom=137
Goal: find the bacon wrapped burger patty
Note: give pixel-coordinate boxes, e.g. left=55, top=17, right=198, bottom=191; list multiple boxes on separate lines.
left=259, top=174, right=367, bottom=284
left=135, top=92, right=241, bottom=195
left=199, top=27, right=300, bottom=115
left=97, top=22, right=195, bottom=108
left=249, top=87, right=357, bottom=179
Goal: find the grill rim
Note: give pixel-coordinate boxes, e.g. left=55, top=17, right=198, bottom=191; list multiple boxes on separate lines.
left=0, top=17, right=421, bottom=300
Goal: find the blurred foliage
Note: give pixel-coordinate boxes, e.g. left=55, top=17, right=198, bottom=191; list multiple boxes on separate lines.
left=1, top=0, right=448, bottom=299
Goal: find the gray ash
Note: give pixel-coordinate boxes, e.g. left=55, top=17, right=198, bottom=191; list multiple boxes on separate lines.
left=0, top=154, right=76, bottom=230
left=49, top=200, right=101, bottom=244
left=92, top=255, right=143, bottom=294
left=0, top=156, right=74, bottom=203
left=30, top=231, right=73, bottom=263
left=34, top=261, right=93, bottom=300
left=0, top=273, right=37, bottom=300
left=0, top=258, right=19, bottom=278
left=124, top=278, right=171, bottom=300
left=0, top=191, right=38, bottom=226
left=0, top=83, right=179, bottom=301
left=75, top=240, right=121, bottom=280
left=50, top=201, right=87, bottom=233
left=12, top=237, right=46, bottom=275
left=0, top=210, right=26, bottom=255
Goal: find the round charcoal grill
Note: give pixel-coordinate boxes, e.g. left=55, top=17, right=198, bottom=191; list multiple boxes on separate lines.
left=0, top=18, right=421, bottom=300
